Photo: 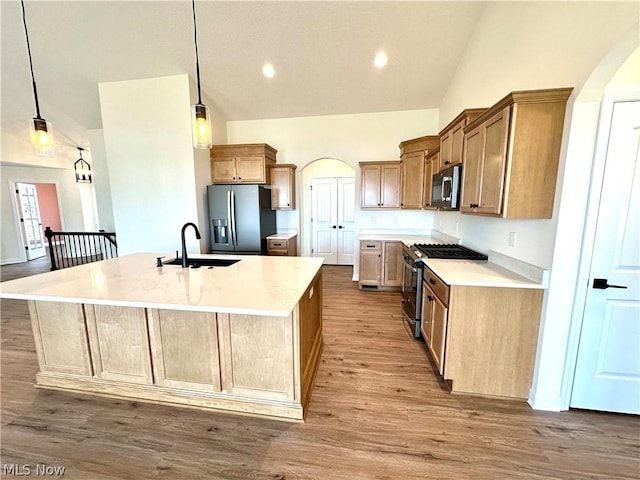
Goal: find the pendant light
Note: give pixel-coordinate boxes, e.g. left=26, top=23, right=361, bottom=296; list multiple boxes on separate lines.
left=190, top=0, right=212, bottom=149
left=21, top=0, right=54, bottom=158
left=74, top=147, right=92, bottom=183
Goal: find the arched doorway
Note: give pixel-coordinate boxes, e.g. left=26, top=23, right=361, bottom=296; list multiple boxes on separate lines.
left=299, top=158, right=356, bottom=264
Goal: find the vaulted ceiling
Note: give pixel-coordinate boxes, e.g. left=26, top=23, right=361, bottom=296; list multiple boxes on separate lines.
left=1, top=1, right=486, bottom=157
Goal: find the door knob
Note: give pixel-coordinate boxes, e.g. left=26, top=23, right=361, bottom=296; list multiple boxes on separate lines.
left=592, top=278, right=628, bottom=289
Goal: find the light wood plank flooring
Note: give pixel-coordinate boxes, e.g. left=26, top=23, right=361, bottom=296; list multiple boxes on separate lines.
left=1, top=258, right=639, bottom=479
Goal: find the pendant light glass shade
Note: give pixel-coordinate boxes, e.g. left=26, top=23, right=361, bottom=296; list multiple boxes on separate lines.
left=192, top=103, right=212, bottom=149
left=30, top=117, right=54, bottom=157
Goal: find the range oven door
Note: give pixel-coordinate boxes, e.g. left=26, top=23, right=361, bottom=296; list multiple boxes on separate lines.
left=401, top=249, right=422, bottom=338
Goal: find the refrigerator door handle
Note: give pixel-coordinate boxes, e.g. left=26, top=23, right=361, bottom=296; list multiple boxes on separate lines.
left=230, top=190, right=237, bottom=246
left=226, top=190, right=234, bottom=246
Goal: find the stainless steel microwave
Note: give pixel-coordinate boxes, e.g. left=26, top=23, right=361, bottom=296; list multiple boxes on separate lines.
left=431, top=164, right=462, bottom=210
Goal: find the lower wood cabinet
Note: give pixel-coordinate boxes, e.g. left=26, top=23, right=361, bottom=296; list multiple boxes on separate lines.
left=358, top=240, right=401, bottom=290
left=28, top=301, right=93, bottom=376
left=267, top=235, right=297, bottom=256
left=420, top=265, right=543, bottom=399
left=26, top=270, right=323, bottom=421
left=218, top=313, right=295, bottom=401
left=85, top=305, right=154, bottom=385
left=421, top=279, right=448, bottom=376
left=147, top=309, right=221, bottom=392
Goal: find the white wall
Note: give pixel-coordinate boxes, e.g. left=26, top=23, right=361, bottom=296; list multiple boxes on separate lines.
left=88, top=129, right=115, bottom=232
left=433, top=2, right=638, bottom=411
left=227, top=109, right=439, bottom=256
left=0, top=164, right=83, bottom=264
left=99, top=74, right=207, bottom=256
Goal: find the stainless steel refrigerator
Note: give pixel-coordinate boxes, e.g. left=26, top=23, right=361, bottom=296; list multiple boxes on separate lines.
left=207, top=184, right=276, bottom=254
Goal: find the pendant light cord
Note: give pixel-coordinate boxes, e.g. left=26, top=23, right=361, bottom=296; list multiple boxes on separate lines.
left=20, top=0, right=42, bottom=119
left=192, top=0, right=203, bottom=105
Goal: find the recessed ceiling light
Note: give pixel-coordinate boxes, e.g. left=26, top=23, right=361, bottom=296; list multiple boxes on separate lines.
left=262, top=63, right=275, bottom=78
left=374, top=51, right=387, bottom=69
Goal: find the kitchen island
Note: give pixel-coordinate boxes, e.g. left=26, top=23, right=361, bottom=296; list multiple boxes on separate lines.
left=0, top=253, right=324, bottom=421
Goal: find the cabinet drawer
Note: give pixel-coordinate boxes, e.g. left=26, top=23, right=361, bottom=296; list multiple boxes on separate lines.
left=268, top=250, right=288, bottom=256
left=423, top=268, right=449, bottom=305
left=267, top=239, right=288, bottom=251
left=360, top=240, right=382, bottom=250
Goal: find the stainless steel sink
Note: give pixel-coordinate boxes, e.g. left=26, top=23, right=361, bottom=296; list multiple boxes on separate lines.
left=163, top=257, right=240, bottom=267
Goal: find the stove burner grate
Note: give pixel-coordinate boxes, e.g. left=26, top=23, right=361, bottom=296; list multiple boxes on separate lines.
left=414, top=243, right=488, bottom=260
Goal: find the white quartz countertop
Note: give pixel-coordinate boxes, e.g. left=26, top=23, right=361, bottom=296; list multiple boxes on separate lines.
left=422, top=258, right=544, bottom=289
left=358, top=234, right=444, bottom=244
left=267, top=233, right=297, bottom=240
left=0, top=253, right=324, bottom=317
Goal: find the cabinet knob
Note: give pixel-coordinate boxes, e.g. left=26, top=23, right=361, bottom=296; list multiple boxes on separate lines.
left=332, top=225, right=337, bottom=229
left=338, top=225, right=344, bottom=229
left=238, top=177, right=242, bottom=180
left=427, top=295, right=433, bottom=302
left=444, top=161, right=451, bottom=165
left=429, top=278, right=436, bottom=285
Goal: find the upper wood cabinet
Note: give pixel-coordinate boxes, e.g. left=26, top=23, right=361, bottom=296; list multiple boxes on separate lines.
left=438, top=108, right=487, bottom=172
left=211, top=144, right=277, bottom=184
left=422, top=147, right=439, bottom=210
left=271, top=164, right=296, bottom=210
left=359, top=161, right=401, bottom=209
left=398, top=136, right=440, bottom=210
left=461, top=88, right=572, bottom=219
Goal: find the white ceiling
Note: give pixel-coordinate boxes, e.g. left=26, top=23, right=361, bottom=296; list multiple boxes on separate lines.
left=1, top=1, right=486, bottom=153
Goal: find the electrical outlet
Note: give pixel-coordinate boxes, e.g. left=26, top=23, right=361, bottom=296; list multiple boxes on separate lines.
left=369, top=216, right=376, bottom=224
left=393, top=216, right=398, bottom=225
left=508, top=232, right=517, bottom=247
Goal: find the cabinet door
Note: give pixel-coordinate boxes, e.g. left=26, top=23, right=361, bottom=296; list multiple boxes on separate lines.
left=420, top=284, right=434, bottom=342
left=477, top=107, right=510, bottom=215
left=450, top=123, right=466, bottom=167
left=423, top=153, right=437, bottom=209
left=218, top=313, right=295, bottom=401
left=148, top=309, right=221, bottom=392
left=380, top=163, right=401, bottom=208
left=86, top=305, right=153, bottom=384
left=382, top=241, right=402, bottom=287
left=429, top=294, right=448, bottom=376
left=271, top=167, right=294, bottom=210
left=359, top=249, right=382, bottom=286
left=439, top=131, right=452, bottom=172
left=401, top=152, right=424, bottom=209
left=235, top=156, right=266, bottom=183
left=211, top=157, right=237, bottom=183
left=29, top=301, right=93, bottom=376
left=461, top=124, right=483, bottom=213
left=361, top=165, right=382, bottom=208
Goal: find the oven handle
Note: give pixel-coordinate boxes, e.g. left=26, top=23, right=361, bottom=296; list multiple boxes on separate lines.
left=402, top=253, right=418, bottom=273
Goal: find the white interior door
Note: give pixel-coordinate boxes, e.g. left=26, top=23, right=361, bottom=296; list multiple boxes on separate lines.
left=311, top=178, right=338, bottom=264
left=571, top=100, right=640, bottom=414
left=16, top=183, right=46, bottom=260
left=311, top=177, right=356, bottom=265
left=337, top=178, right=355, bottom=265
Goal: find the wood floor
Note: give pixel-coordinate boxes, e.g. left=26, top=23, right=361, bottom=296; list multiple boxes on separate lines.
left=1, top=258, right=639, bottom=479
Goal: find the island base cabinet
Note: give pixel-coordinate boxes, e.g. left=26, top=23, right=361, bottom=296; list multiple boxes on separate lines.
left=28, top=301, right=93, bottom=377
left=147, top=309, right=221, bottom=392
left=29, top=271, right=323, bottom=422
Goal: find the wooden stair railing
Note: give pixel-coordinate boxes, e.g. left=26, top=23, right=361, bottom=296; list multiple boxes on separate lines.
left=44, top=227, right=117, bottom=271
